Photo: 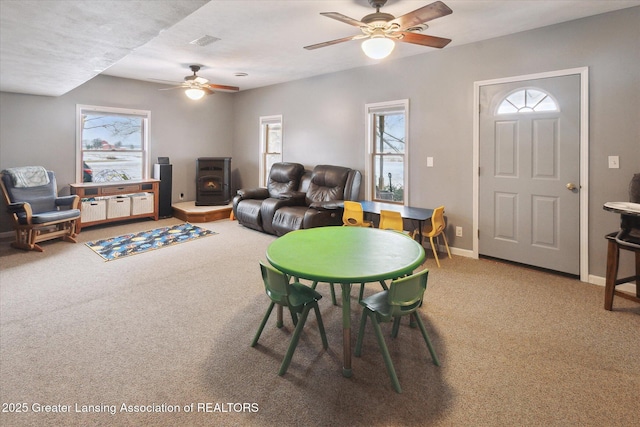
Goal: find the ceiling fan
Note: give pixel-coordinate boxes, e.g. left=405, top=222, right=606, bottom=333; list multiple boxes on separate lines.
left=161, top=65, right=239, bottom=100
left=304, top=0, right=453, bottom=59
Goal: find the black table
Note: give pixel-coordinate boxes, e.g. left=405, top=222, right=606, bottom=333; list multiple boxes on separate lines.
left=358, top=200, right=433, bottom=240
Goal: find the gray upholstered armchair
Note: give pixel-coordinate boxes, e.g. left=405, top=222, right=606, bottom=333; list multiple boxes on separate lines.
left=1, top=167, right=81, bottom=251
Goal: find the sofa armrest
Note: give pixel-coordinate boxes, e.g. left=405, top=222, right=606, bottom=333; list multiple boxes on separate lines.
left=260, top=197, right=306, bottom=235
left=55, top=195, right=79, bottom=209
left=277, top=191, right=306, bottom=202
left=7, top=201, right=33, bottom=223
left=309, top=200, right=343, bottom=210
left=236, top=187, right=270, bottom=200
left=7, top=201, right=28, bottom=214
left=303, top=206, right=343, bottom=229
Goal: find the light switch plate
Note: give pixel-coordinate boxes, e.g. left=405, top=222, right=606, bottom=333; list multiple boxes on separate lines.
left=427, top=157, right=434, bottom=167
left=608, top=156, right=619, bottom=169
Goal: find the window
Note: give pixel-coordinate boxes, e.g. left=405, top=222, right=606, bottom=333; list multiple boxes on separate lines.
left=497, top=88, right=559, bottom=114
left=259, top=115, right=283, bottom=187
left=365, top=100, right=409, bottom=204
left=76, top=105, right=150, bottom=183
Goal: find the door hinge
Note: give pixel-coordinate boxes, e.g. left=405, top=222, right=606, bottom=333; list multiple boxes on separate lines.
left=477, top=229, right=480, bottom=239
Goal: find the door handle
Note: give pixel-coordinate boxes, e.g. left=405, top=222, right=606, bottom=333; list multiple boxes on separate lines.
left=566, top=183, right=578, bottom=191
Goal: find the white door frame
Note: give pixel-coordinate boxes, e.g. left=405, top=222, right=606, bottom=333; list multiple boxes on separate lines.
left=472, top=67, right=589, bottom=281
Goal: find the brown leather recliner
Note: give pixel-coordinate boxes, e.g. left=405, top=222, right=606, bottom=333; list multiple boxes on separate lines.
left=232, top=162, right=306, bottom=234
left=271, top=164, right=361, bottom=236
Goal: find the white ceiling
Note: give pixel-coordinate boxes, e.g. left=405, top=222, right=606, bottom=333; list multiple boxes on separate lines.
left=1, top=0, right=639, bottom=97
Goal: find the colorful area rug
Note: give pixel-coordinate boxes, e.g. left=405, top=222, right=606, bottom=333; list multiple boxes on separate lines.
left=86, top=223, right=216, bottom=261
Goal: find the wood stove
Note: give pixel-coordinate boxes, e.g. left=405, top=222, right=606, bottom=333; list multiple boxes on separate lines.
left=196, top=157, right=231, bottom=206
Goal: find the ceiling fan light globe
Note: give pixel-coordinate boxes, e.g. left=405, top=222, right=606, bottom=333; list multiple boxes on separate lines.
left=185, top=88, right=205, bottom=100
left=361, top=37, right=395, bottom=59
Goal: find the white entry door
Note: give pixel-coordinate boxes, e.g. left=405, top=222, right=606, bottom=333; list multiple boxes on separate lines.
left=479, top=75, right=581, bottom=275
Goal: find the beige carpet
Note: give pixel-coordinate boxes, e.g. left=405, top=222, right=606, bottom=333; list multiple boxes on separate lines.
left=0, top=218, right=638, bottom=427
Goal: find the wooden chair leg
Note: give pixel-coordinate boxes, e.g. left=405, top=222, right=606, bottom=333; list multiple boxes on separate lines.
left=62, top=235, right=78, bottom=243
left=604, top=239, right=619, bottom=311
left=635, top=250, right=640, bottom=299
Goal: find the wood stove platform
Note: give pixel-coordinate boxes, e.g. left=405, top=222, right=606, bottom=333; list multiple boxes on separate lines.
left=172, top=201, right=233, bottom=223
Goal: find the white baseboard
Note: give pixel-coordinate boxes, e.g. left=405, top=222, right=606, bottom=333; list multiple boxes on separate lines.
left=427, top=244, right=475, bottom=259
left=588, top=274, right=637, bottom=293
left=450, top=246, right=475, bottom=258
left=451, top=245, right=636, bottom=292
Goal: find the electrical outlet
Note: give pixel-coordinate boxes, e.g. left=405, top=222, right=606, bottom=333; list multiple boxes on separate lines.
left=608, top=156, right=619, bottom=169
left=456, top=226, right=463, bottom=237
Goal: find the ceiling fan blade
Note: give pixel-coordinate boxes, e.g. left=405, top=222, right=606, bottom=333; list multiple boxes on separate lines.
left=397, top=31, right=452, bottom=48
left=159, top=85, right=187, bottom=91
left=390, top=1, right=453, bottom=31
left=205, top=84, right=240, bottom=92
left=304, top=34, right=362, bottom=50
left=203, top=87, right=214, bottom=95
left=320, top=12, right=365, bottom=27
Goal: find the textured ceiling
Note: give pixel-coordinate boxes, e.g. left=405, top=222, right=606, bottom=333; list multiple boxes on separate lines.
left=1, top=0, right=639, bottom=97
left=0, top=0, right=208, bottom=96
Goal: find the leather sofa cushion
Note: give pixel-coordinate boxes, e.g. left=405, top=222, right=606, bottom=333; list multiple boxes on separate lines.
left=235, top=199, right=263, bottom=232
left=305, top=165, right=350, bottom=204
left=272, top=206, right=307, bottom=236
left=267, top=163, right=305, bottom=198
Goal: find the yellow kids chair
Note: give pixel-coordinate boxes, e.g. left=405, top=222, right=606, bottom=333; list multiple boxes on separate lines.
left=342, top=201, right=373, bottom=227
left=379, top=210, right=411, bottom=235
left=412, top=205, right=451, bottom=267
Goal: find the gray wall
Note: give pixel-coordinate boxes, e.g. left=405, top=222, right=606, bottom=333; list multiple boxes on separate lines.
left=1, top=8, right=638, bottom=279
left=232, top=7, right=640, bottom=278
left=0, top=75, right=235, bottom=230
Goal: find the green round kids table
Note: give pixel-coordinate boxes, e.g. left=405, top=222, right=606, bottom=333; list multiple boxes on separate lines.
left=266, top=226, right=425, bottom=377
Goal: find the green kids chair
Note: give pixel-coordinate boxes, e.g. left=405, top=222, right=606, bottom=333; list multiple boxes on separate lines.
left=355, top=268, right=439, bottom=393
left=251, top=261, right=328, bottom=375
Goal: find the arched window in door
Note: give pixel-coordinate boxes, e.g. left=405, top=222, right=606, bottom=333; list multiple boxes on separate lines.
left=497, top=88, right=559, bottom=114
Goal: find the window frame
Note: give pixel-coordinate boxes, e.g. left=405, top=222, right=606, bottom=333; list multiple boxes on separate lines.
left=496, top=87, right=560, bottom=115
left=365, top=99, right=410, bottom=205
left=75, top=104, right=151, bottom=183
left=259, top=115, right=283, bottom=187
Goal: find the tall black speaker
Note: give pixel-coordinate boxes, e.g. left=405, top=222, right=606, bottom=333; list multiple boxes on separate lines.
left=153, top=163, right=173, bottom=218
